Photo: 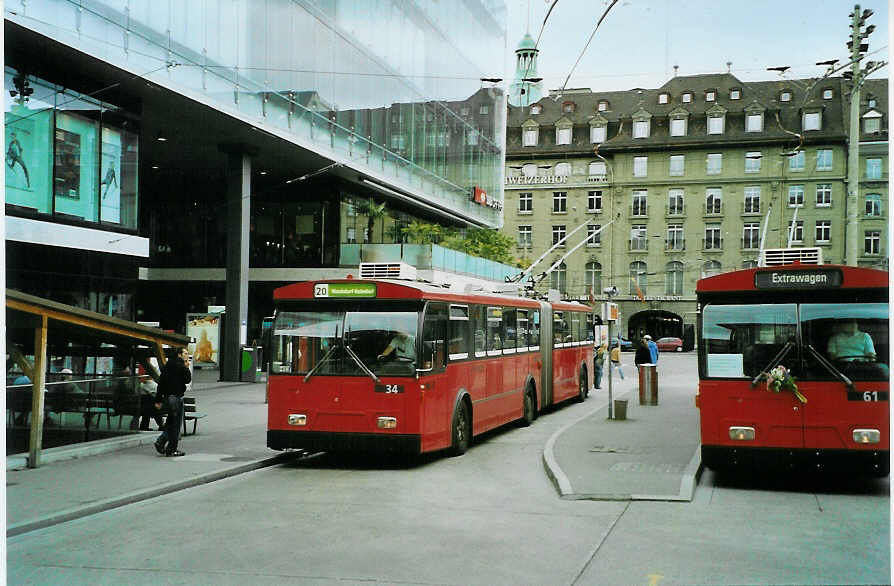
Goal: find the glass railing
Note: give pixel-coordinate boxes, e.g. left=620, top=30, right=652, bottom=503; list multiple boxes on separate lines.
left=340, top=243, right=517, bottom=282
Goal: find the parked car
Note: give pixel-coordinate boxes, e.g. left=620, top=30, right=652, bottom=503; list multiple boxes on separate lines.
left=656, top=337, right=683, bottom=352
left=612, top=336, right=634, bottom=351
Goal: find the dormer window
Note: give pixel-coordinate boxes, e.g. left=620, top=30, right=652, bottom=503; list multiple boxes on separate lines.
left=746, top=112, right=763, bottom=132
left=555, top=117, right=573, bottom=145
left=598, top=100, right=609, bottom=111
left=632, top=109, right=652, bottom=139
left=822, top=88, right=834, bottom=99
left=522, top=119, right=540, bottom=146
left=530, top=104, right=542, bottom=115
left=669, top=108, right=689, bottom=137
left=707, top=115, right=725, bottom=135
left=803, top=111, right=822, bottom=131
left=705, top=90, right=716, bottom=102
left=590, top=124, right=607, bottom=143
left=780, top=91, right=792, bottom=102
left=682, top=92, right=693, bottom=103
left=730, top=88, right=741, bottom=100
left=562, top=101, right=576, bottom=113
left=658, top=93, right=669, bottom=104
left=868, top=98, right=877, bottom=108
left=863, top=110, right=883, bottom=133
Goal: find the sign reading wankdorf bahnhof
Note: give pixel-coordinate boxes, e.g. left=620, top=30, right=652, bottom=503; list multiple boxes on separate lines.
left=505, top=175, right=569, bottom=185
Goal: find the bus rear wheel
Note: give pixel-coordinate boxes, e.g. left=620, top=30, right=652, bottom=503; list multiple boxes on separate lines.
left=576, top=368, right=589, bottom=403
left=519, top=387, right=536, bottom=427
left=449, top=400, right=471, bottom=456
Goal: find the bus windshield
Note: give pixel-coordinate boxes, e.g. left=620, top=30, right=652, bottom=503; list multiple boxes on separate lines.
left=801, top=302, right=889, bottom=382
left=272, top=304, right=419, bottom=378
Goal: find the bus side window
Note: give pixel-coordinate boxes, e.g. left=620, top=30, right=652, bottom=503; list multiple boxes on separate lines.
left=571, top=312, right=582, bottom=343
left=516, top=310, right=529, bottom=350
left=503, top=308, right=517, bottom=350
left=471, top=305, right=486, bottom=356
left=423, top=304, right=448, bottom=372
left=530, top=310, right=540, bottom=347
left=487, top=307, right=503, bottom=352
left=448, top=305, right=470, bottom=360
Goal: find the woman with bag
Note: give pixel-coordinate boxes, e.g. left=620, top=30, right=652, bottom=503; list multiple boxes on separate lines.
left=610, top=342, right=625, bottom=380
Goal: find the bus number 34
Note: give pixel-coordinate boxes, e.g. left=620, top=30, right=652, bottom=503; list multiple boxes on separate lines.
left=376, top=384, right=404, bottom=394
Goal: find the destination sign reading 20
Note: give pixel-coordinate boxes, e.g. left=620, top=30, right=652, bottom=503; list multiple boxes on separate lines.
left=313, top=282, right=377, bottom=298
left=754, top=269, right=843, bottom=290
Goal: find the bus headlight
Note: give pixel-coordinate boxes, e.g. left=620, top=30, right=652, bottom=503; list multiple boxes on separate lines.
left=377, top=417, right=397, bottom=429
left=288, top=414, right=307, bottom=426
left=853, top=429, right=880, bottom=444
left=729, top=426, right=755, bottom=441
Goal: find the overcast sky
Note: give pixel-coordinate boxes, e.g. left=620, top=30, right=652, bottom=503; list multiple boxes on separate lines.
left=504, top=0, right=890, bottom=93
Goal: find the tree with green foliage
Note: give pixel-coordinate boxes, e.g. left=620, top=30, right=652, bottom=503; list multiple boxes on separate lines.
left=356, top=197, right=387, bottom=243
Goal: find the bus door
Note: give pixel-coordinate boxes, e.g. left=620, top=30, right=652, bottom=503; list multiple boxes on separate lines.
left=420, top=303, right=449, bottom=447
left=798, top=302, right=890, bottom=450
left=501, top=308, right=519, bottom=408
left=483, top=306, right=504, bottom=427
left=467, top=305, right=489, bottom=427
left=702, top=303, right=803, bottom=448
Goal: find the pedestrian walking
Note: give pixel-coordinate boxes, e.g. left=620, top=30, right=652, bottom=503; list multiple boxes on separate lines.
left=610, top=343, right=624, bottom=380
left=153, top=348, right=192, bottom=457
left=593, top=343, right=606, bottom=389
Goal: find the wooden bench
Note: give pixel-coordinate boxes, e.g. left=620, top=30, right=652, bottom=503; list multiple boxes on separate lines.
left=182, top=396, right=206, bottom=436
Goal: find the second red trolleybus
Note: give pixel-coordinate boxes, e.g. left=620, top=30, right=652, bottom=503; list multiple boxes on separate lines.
left=267, top=275, right=594, bottom=456
left=696, top=257, right=889, bottom=476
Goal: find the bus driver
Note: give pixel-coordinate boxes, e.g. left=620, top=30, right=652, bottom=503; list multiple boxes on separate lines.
left=827, top=319, right=877, bottom=362
left=378, top=331, right=415, bottom=362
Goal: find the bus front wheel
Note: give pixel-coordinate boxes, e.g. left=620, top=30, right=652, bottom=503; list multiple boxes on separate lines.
left=576, top=367, right=589, bottom=403
left=449, top=400, right=471, bottom=456
left=520, top=386, right=536, bottom=427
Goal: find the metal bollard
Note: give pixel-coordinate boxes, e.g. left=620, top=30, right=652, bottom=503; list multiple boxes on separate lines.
left=613, top=399, right=627, bottom=420
left=638, top=364, right=658, bottom=405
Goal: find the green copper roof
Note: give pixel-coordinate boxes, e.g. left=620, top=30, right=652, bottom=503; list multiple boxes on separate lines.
left=516, top=33, right=537, bottom=51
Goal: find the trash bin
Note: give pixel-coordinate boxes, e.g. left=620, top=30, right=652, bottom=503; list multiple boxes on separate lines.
left=613, top=399, right=628, bottom=420
left=638, top=364, right=658, bottom=405
left=240, top=347, right=259, bottom=382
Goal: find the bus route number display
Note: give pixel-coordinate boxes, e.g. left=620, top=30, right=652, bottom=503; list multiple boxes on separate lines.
left=375, top=383, right=404, bottom=394
left=314, top=283, right=377, bottom=298
left=754, top=269, right=843, bottom=290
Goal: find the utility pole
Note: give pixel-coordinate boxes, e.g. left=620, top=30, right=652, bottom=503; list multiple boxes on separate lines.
left=844, top=5, right=876, bottom=265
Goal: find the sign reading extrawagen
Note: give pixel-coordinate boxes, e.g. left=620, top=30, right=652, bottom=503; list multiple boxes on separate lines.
left=314, top=283, right=377, bottom=298
left=504, top=175, right=568, bottom=185
left=754, top=269, right=843, bottom=289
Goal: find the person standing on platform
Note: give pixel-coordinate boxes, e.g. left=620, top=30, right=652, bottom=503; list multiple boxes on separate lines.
left=153, top=348, right=192, bottom=457
left=635, top=336, right=652, bottom=366
left=646, top=334, right=659, bottom=364
left=593, top=343, right=606, bottom=389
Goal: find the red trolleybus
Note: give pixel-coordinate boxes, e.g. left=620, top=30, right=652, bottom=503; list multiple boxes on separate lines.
left=267, top=277, right=594, bottom=456
left=696, top=260, right=889, bottom=476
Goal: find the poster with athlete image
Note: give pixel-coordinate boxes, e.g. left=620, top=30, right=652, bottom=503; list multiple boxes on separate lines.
left=100, top=127, right=121, bottom=223
left=186, top=313, right=221, bottom=367
left=5, top=118, right=33, bottom=191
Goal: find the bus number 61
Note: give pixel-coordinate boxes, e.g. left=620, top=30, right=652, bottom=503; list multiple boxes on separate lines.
left=863, top=391, right=880, bottom=402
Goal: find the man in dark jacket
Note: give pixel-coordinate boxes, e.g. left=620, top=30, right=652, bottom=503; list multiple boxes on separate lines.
left=154, top=347, right=192, bottom=457
left=634, top=336, right=653, bottom=366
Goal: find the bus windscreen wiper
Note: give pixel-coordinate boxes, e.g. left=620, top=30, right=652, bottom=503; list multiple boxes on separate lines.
left=344, top=343, right=381, bottom=384
left=805, top=344, right=855, bottom=393
left=303, top=342, right=340, bottom=383
left=751, top=341, right=794, bottom=388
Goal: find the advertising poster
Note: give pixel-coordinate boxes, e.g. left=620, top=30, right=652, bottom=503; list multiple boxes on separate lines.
left=186, top=313, right=221, bottom=367
left=100, top=126, right=121, bottom=223
left=6, top=117, right=33, bottom=192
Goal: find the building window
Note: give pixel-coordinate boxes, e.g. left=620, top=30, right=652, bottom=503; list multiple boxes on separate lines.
left=669, top=154, right=685, bottom=176
left=633, top=120, right=650, bottom=139
left=865, top=193, right=882, bottom=216
left=552, top=225, right=566, bottom=246
left=705, top=90, right=716, bottom=102
left=666, top=225, right=683, bottom=251
left=590, top=125, right=607, bottom=143
left=744, top=186, right=761, bottom=213
left=746, top=113, right=763, bottom=132
left=630, top=225, right=647, bottom=250
left=633, top=156, right=648, bottom=177
left=587, top=224, right=602, bottom=246
left=479, top=105, right=489, bottom=115
left=562, top=101, right=576, bottom=113
left=815, top=220, right=831, bottom=243
left=730, top=88, right=741, bottom=100
left=743, top=223, right=760, bottom=249
left=629, top=261, right=648, bottom=295
left=466, top=130, right=479, bottom=145
left=705, top=188, right=722, bottom=214
left=863, top=116, right=881, bottom=133
left=788, top=150, right=805, bottom=171
left=588, top=161, right=607, bottom=178
left=869, top=98, right=877, bottom=108
left=670, top=117, right=687, bottom=137
left=632, top=190, right=647, bottom=216
left=745, top=151, right=762, bottom=173
left=866, top=158, right=882, bottom=179
left=665, top=261, right=684, bottom=295
left=522, top=163, right=537, bottom=177
left=816, top=149, right=833, bottom=171
left=585, top=262, right=602, bottom=293
left=556, top=126, right=572, bottom=145
left=530, top=104, right=542, bottom=115
left=598, top=101, right=609, bottom=111
left=518, top=192, right=533, bottom=213
left=682, top=92, right=693, bottom=103
left=588, top=190, right=603, bottom=213
left=742, top=259, right=759, bottom=269
left=822, top=88, right=834, bottom=99
left=550, top=263, right=567, bottom=293
left=523, top=128, right=539, bottom=146
left=787, top=220, right=804, bottom=243
left=704, top=226, right=722, bottom=250
left=703, top=260, right=722, bottom=277
left=658, top=93, right=669, bottom=104
left=780, top=91, right=792, bottom=102
left=706, top=153, right=722, bottom=175
left=707, top=115, right=724, bottom=135
left=864, top=230, right=881, bottom=254
left=788, top=185, right=804, bottom=207
left=816, top=184, right=832, bottom=207
left=668, top=189, right=684, bottom=215
left=518, top=225, right=532, bottom=247
left=803, top=111, right=821, bottom=131
left=555, top=162, right=571, bottom=177
left=552, top=191, right=567, bottom=213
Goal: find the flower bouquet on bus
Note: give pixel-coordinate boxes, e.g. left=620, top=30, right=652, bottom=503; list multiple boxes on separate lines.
left=761, top=365, right=807, bottom=404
